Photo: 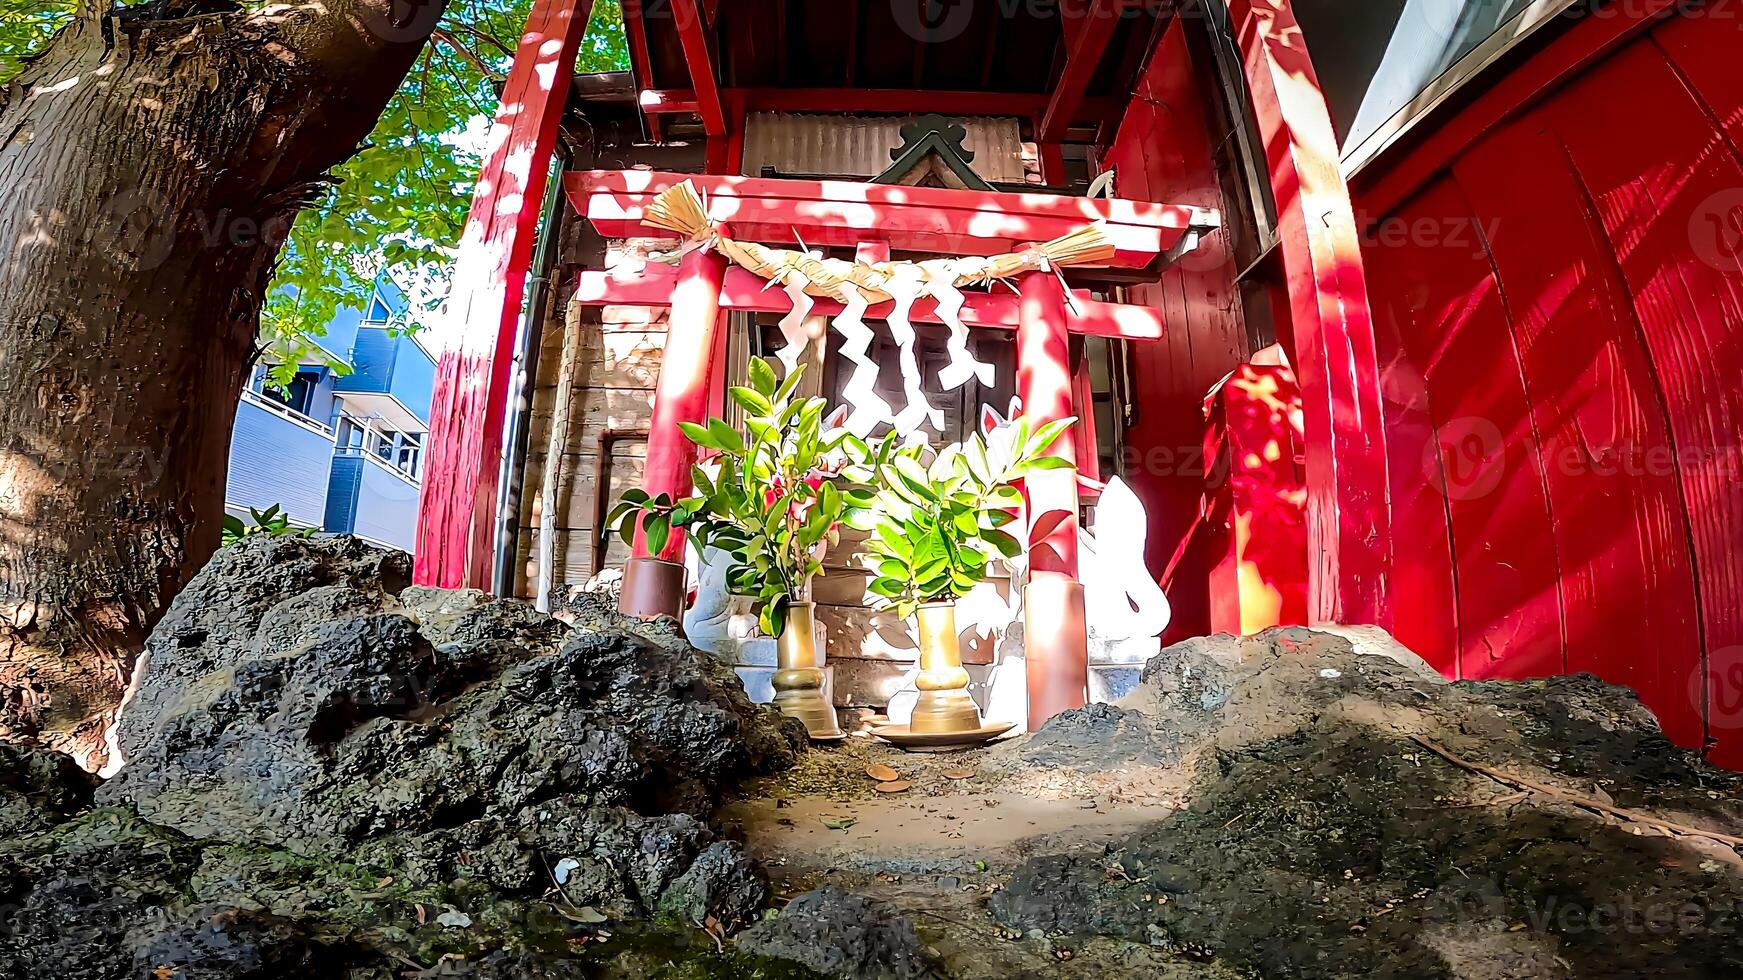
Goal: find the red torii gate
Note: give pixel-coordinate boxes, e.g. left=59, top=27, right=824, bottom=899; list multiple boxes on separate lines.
left=564, top=170, right=1211, bottom=725
left=413, top=0, right=1393, bottom=728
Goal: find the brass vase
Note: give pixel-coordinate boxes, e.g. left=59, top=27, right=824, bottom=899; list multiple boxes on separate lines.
left=909, top=601, right=983, bottom=734
left=772, top=601, right=844, bottom=739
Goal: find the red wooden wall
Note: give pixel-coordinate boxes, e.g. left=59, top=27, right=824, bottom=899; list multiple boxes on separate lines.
left=1103, top=17, right=1251, bottom=644
left=1354, top=9, right=1743, bottom=766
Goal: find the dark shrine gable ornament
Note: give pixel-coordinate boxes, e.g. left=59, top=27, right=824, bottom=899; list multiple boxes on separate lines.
left=873, top=114, right=995, bottom=191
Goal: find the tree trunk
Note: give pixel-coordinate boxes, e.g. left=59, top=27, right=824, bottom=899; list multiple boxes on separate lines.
left=0, top=0, right=442, bottom=770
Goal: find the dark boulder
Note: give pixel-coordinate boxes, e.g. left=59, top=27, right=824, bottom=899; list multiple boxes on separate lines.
left=0, top=536, right=804, bottom=979
left=737, top=886, right=942, bottom=980
left=989, top=628, right=1743, bottom=979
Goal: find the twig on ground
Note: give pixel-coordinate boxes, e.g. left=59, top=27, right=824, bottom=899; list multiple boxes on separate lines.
left=1410, top=735, right=1743, bottom=848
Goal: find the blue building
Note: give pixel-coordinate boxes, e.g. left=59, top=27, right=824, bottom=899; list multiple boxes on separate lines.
left=225, top=275, right=435, bottom=551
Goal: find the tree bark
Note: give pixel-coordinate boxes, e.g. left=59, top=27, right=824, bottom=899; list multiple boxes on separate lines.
left=0, top=0, right=443, bottom=770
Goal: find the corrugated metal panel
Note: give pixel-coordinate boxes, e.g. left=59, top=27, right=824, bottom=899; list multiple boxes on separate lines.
left=335, top=327, right=437, bottom=428
left=225, top=399, right=334, bottom=527
left=741, top=113, right=1026, bottom=183
left=324, top=456, right=363, bottom=534
left=325, top=454, right=421, bottom=551
left=352, top=458, right=422, bottom=550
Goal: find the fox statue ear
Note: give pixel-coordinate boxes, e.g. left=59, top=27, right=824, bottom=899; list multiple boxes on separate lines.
left=1007, top=395, right=1022, bottom=419
left=980, top=404, right=1004, bottom=435
left=823, top=404, right=850, bottom=431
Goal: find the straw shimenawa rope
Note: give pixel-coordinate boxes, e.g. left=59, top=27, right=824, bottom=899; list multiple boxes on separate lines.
left=640, top=178, right=1116, bottom=304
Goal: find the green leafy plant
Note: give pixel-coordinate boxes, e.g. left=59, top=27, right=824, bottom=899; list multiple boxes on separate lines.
left=605, top=359, right=870, bottom=637
left=4, top=0, right=631, bottom=363
left=862, top=416, right=1075, bottom=619
left=221, top=505, right=317, bottom=547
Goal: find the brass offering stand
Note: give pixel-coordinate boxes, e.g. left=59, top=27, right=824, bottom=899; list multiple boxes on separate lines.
left=876, top=601, right=1014, bottom=750
left=771, top=600, right=845, bottom=740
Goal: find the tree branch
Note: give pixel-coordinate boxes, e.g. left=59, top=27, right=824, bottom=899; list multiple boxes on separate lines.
left=431, top=26, right=501, bottom=82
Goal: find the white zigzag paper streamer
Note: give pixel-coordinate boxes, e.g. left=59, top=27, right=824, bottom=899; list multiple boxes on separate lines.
left=773, top=271, right=816, bottom=376
left=881, top=268, right=945, bottom=434
left=832, top=283, right=892, bottom=437
left=922, top=264, right=995, bottom=391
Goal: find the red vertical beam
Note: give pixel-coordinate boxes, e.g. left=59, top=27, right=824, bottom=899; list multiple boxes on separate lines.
left=1222, top=0, right=1392, bottom=626
left=414, top=0, right=595, bottom=589
left=1204, top=364, right=1308, bottom=635
left=623, top=0, right=664, bottom=141
left=1017, top=270, right=1088, bottom=728
left=1039, top=0, right=1122, bottom=142
left=672, top=0, right=727, bottom=137
left=1069, top=341, right=1099, bottom=483
left=1037, top=140, right=1068, bottom=186
left=618, top=247, right=729, bottom=618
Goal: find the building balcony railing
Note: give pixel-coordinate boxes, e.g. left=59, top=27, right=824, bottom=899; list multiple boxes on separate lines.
left=239, top=387, right=334, bottom=438
left=227, top=394, right=336, bottom=528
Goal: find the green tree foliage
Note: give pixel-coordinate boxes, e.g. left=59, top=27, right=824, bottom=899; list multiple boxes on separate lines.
left=0, top=0, right=628, bottom=372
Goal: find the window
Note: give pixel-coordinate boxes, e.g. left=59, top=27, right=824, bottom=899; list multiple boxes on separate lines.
left=366, top=294, right=392, bottom=323
left=260, top=368, right=323, bottom=417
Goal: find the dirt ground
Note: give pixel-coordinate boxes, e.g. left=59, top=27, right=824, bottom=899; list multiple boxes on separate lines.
left=719, top=627, right=1743, bottom=979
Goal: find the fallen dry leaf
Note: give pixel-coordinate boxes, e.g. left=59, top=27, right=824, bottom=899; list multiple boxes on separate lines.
left=822, top=816, right=858, bottom=830
left=943, top=768, right=974, bottom=780
left=865, top=764, right=901, bottom=782
left=875, top=780, right=913, bottom=793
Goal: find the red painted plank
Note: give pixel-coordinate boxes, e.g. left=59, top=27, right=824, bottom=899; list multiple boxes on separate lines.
left=415, top=0, right=596, bottom=589
left=1362, top=219, right=1462, bottom=676
left=1224, top=0, right=1393, bottom=626
left=571, top=266, right=1166, bottom=339
left=1379, top=177, right=1566, bottom=682
left=1452, top=115, right=1703, bottom=746
left=1550, top=34, right=1743, bottom=765
left=1654, top=5, right=1743, bottom=766
left=566, top=170, right=1213, bottom=268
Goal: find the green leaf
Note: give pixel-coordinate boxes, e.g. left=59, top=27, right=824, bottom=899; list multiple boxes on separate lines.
left=773, top=362, right=808, bottom=403
left=677, top=421, right=716, bottom=450
left=981, top=528, right=1023, bottom=558
left=868, top=576, right=906, bottom=599
left=643, top=513, right=670, bottom=556
left=1026, top=454, right=1076, bottom=470
left=748, top=356, right=778, bottom=398
left=1025, top=417, right=1077, bottom=458
left=759, top=595, right=789, bottom=638
left=745, top=418, right=780, bottom=447
left=707, top=417, right=745, bottom=454
left=729, top=386, right=775, bottom=417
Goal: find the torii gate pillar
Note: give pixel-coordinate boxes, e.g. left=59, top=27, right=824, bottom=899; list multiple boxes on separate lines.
left=414, top=0, right=596, bottom=590
left=619, top=247, right=729, bottom=619
left=1017, top=270, right=1089, bottom=727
